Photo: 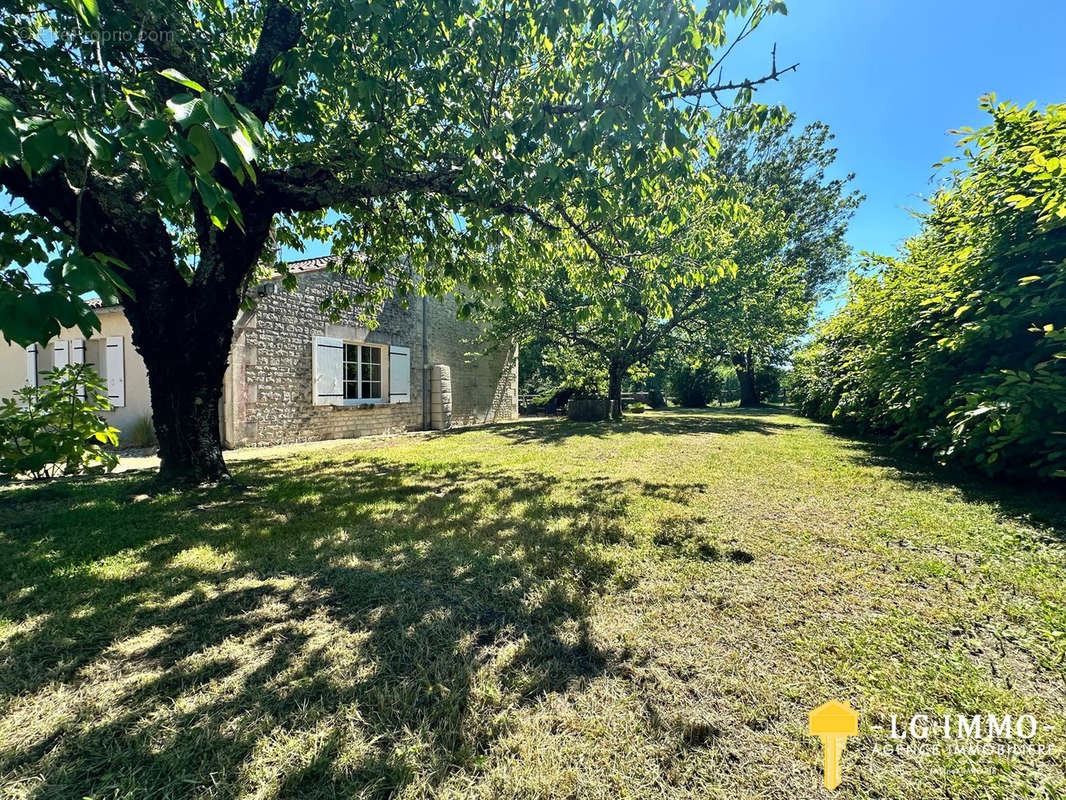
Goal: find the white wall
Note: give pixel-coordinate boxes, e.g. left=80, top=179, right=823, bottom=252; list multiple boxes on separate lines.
left=0, top=309, right=153, bottom=443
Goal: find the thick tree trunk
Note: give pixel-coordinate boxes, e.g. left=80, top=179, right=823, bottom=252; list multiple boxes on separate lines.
left=141, top=341, right=232, bottom=484
left=121, top=216, right=270, bottom=485
left=608, top=362, right=624, bottom=420
left=732, top=349, right=760, bottom=408
left=129, top=299, right=238, bottom=484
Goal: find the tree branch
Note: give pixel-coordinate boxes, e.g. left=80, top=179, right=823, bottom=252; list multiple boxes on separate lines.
left=0, top=163, right=187, bottom=304
left=260, top=163, right=559, bottom=230
left=554, top=204, right=610, bottom=261
left=235, top=0, right=303, bottom=121
left=541, top=58, right=798, bottom=116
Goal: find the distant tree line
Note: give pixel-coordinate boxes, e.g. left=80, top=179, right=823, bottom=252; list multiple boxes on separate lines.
left=498, top=112, right=860, bottom=416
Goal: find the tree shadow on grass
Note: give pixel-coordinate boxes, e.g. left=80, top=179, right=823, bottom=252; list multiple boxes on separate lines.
left=825, top=428, right=1066, bottom=542
left=492, top=405, right=804, bottom=446
left=0, top=456, right=662, bottom=799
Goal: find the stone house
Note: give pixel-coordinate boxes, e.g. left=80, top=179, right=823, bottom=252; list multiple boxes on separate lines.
left=0, top=257, right=518, bottom=446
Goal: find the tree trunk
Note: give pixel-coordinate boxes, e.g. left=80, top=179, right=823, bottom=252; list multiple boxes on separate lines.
left=732, top=349, right=760, bottom=408
left=141, top=339, right=232, bottom=484
left=126, top=184, right=277, bottom=484
left=608, top=361, right=624, bottom=420
left=129, top=298, right=238, bottom=484
left=121, top=215, right=270, bottom=485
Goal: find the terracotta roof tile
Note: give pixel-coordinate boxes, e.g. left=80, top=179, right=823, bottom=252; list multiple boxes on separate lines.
left=283, top=255, right=339, bottom=274
left=85, top=254, right=363, bottom=311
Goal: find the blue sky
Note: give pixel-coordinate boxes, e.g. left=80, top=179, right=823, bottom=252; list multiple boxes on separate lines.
left=719, top=0, right=1065, bottom=276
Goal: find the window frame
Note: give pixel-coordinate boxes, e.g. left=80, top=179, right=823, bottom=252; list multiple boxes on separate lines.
left=341, top=341, right=386, bottom=404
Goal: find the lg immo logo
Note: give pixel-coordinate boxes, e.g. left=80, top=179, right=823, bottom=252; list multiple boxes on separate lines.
left=809, top=701, right=1055, bottom=791
left=873, top=713, right=1054, bottom=757
left=809, top=700, right=858, bottom=790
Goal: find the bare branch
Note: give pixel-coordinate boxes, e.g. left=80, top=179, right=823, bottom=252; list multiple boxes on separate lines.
left=541, top=58, right=798, bottom=116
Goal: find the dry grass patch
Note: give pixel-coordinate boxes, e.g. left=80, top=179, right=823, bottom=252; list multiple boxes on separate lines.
left=1, top=408, right=1064, bottom=799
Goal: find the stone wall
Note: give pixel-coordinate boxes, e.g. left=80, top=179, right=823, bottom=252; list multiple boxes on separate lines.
left=222, top=269, right=518, bottom=447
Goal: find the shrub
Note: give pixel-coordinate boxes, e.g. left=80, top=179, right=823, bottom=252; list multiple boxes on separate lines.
left=755, top=367, right=783, bottom=403
left=566, top=393, right=610, bottom=421
left=128, top=414, right=157, bottom=448
left=789, top=99, right=1066, bottom=479
left=671, top=365, right=722, bottom=407
left=0, top=364, right=119, bottom=480
left=647, top=389, right=667, bottom=409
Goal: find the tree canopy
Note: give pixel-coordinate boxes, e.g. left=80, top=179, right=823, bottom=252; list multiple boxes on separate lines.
left=489, top=112, right=858, bottom=413
left=0, top=0, right=795, bottom=481
left=680, top=114, right=859, bottom=404
left=0, top=0, right=795, bottom=343
left=476, top=168, right=752, bottom=417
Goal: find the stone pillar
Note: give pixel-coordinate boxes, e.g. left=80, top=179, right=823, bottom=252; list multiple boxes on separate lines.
left=430, top=364, right=452, bottom=430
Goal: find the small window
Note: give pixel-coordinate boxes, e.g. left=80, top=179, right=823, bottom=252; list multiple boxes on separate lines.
left=343, top=343, right=383, bottom=401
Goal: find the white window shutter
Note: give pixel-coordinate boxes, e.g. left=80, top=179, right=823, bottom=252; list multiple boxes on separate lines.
left=389, top=345, right=411, bottom=403
left=71, top=338, right=86, bottom=398
left=26, top=344, right=39, bottom=387
left=53, top=340, right=69, bottom=370
left=106, top=336, right=125, bottom=408
left=313, top=336, right=344, bottom=405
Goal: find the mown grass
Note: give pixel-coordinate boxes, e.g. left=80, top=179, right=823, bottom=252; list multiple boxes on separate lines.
left=1, top=407, right=1064, bottom=799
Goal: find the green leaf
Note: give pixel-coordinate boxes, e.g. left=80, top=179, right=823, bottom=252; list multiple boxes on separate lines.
left=167, top=95, right=205, bottom=127
left=70, top=0, right=99, bottom=27
left=231, top=127, right=255, bottom=162
left=165, top=167, right=192, bottom=204
left=20, top=124, right=67, bottom=174
left=187, top=125, right=217, bottom=174
left=203, top=93, right=238, bottom=129
left=78, top=127, right=113, bottom=161
left=233, top=105, right=266, bottom=143
left=138, top=119, right=170, bottom=142
left=158, top=69, right=206, bottom=93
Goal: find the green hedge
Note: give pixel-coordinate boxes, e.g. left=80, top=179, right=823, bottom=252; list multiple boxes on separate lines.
left=789, top=99, right=1066, bottom=479
left=670, top=365, right=722, bottom=407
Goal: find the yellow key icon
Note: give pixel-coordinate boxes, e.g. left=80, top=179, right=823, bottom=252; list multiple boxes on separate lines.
left=809, top=700, right=859, bottom=790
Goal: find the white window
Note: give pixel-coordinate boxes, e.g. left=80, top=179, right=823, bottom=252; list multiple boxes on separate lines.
left=344, top=343, right=383, bottom=401
left=314, top=337, right=408, bottom=406
left=31, top=337, right=123, bottom=405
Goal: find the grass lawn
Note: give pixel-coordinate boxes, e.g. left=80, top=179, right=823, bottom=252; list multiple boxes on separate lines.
left=1, top=407, right=1065, bottom=799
